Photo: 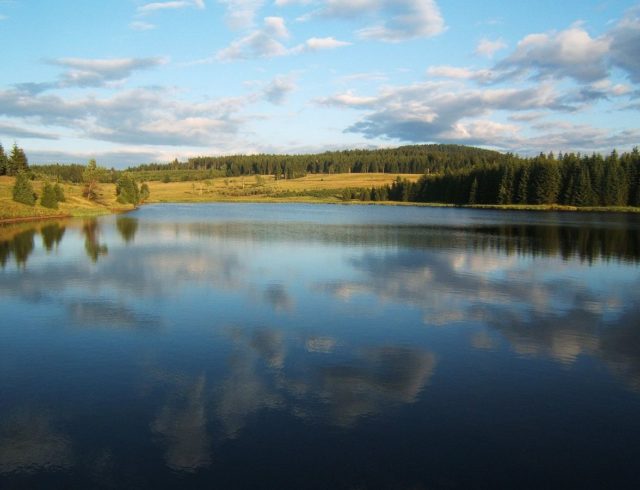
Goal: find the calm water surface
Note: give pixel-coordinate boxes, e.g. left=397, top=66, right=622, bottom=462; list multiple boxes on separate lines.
left=1, top=203, right=640, bottom=489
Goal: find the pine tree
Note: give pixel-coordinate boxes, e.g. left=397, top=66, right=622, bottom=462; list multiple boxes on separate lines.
left=82, top=159, right=106, bottom=200
left=572, top=166, right=596, bottom=206
left=515, top=166, right=530, bottom=204
left=116, top=173, right=140, bottom=205
left=530, top=161, right=561, bottom=204
left=40, top=182, right=59, bottom=209
left=468, top=177, right=478, bottom=204
left=54, top=183, right=66, bottom=202
left=12, top=171, right=37, bottom=205
left=497, top=165, right=515, bottom=204
left=7, top=144, right=28, bottom=176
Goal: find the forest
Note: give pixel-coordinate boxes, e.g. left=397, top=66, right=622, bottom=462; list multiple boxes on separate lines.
left=128, top=144, right=508, bottom=177
left=4, top=142, right=640, bottom=208
left=375, top=149, right=640, bottom=207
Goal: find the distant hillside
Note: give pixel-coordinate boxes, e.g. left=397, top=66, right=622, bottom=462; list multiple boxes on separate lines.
left=128, top=144, right=509, bottom=178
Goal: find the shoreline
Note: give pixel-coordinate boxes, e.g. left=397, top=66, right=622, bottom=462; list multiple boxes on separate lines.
left=3, top=198, right=640, bottom=225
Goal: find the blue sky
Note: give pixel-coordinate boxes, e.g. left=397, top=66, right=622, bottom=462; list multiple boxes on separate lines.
left=0, top=0, right=638, bottom=167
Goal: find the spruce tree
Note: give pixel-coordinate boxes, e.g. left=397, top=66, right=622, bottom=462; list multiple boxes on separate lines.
left=54, top=183, right=66, bottom=202
left=40, top=182, right=59, bottom=209
left=12, top=171, right=36, bottom=205
left=497, top=165, right=515, bottom=204
left=530, top=161, right=561, bottom=204
left=572, top=166, right=596, bottom=206
left=515, top=166, right=530, bottom=204
left=7, top=144, right=29, bottom=176
left=468, top=178, right=478, bottom=204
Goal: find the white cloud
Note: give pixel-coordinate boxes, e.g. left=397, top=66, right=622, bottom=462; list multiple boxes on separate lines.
left=357, top=0, right=445, bottom=42
left=497, top=25, right=610, bottom=82
left=336, top=72, right=388, bottom=84
left=216, top=17, right=350, bottom=60
left=137, top=0, right=205, bottom=14
left=275, top=0, right=311, bottom=5
left=320, top=81, right=571, bottom=147
left=216, top=16, right=289, bottom=60
left=290, top=36, right=351, bottom=53
left=0, top=122, right=59, bottom=140
left=218, top=0, right=264, bottom=29
left=475, top=38, right=507, bottom=58
left=608, top=7, right=640, bottom=82
left=0, top=86, right=253, bottom=147
left=427, top=65, right=496, bottom=83
left=490, top=9, right=640, bottom=86
left=317, top=91, right=378, bottom=107
left=263, top=75, right=296, bottom=104
left=49, top=57, right=166, bottom=88
left=320, top=77, right=640, bottom=152
left=306, top=0, right=445, bottom=42
left=130, top=21, right=157, bottom=31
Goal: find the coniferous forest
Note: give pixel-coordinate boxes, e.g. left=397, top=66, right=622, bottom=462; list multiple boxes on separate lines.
left=379, top=149, right=640, bottom=207
left=6, top=142, right=640, bottom=208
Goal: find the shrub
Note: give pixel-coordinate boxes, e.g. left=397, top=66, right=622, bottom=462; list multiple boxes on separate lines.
left=12, top=171, right=37, bottom=205
left=40, top=182, right=59, bottom=209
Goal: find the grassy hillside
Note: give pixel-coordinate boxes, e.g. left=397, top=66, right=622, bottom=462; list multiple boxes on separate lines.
left=1, top=173, right=421, bottom=222
left=0, top=176, right=132, bottom=222
left=146, top=173, right=422, bottom=203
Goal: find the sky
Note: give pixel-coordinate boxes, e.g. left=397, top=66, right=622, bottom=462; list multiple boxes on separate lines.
left=0, top=0, right=639, bottom=167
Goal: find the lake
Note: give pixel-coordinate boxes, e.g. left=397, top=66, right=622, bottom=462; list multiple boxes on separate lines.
left=1, top=203, right=640, bottom=489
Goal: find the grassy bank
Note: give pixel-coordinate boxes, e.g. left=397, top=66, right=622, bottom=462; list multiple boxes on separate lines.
left=2, top=173, right=639, bottom=224
left=0, top=176, right=133, bottom=223
left=467, top=203, right=640, bottom=213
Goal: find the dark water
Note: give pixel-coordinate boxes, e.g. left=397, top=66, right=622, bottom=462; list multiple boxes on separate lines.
left=1, top=203, right=640, bottom=489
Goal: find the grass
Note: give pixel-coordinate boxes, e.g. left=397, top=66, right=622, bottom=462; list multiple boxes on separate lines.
left=467, top=203, right=640, bottom=213
left=146, top=173, right=422, bottom=203
left=2, top=173, right=639, bottom=223
left=0, top=176, right=133, bottom=223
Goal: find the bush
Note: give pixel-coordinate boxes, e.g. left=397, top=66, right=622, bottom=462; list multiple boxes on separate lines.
left=140, top=182, right=150, bottom=202
left=40, top=182, right=59, bottom=209
left=54, top=183, right=66, bottom=202
left=12, top=171, right=37, bottom=205
left=116, top=173, right=140, bottom=205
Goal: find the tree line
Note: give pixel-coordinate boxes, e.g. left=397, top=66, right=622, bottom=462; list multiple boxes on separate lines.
left=0, top=143, right=29, bottom=176
left=8, top=140, right=640, bottom=208
left=3, top=143, right=148, bottom=208
left=349, top=149, right=640, bottom=207
left=128, top=145, right=507, bottom=178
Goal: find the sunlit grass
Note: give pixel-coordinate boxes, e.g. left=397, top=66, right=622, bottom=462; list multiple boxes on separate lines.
left=0, top=176, right=132, bottom=222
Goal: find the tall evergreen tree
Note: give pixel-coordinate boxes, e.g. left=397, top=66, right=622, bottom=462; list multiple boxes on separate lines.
left=468, top=178, right=479, bottom=204
left=12, top=171, right=36, bottom=205
left=497, top=165, right=515, bottom=204
left=570, top=166, right=596, bottom=206
left=515, top=166, right=530, bottom=204
left=40, top=182, right=59, bottom=209
left=7, top=144, right=28, bottom=176
left=82, top=159, right=106, bottom=200
left=530, top=160, right=561, bottom=204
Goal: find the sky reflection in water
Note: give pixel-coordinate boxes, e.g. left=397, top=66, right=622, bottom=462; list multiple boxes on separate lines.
left=1, top=204, right=640, bottom=489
